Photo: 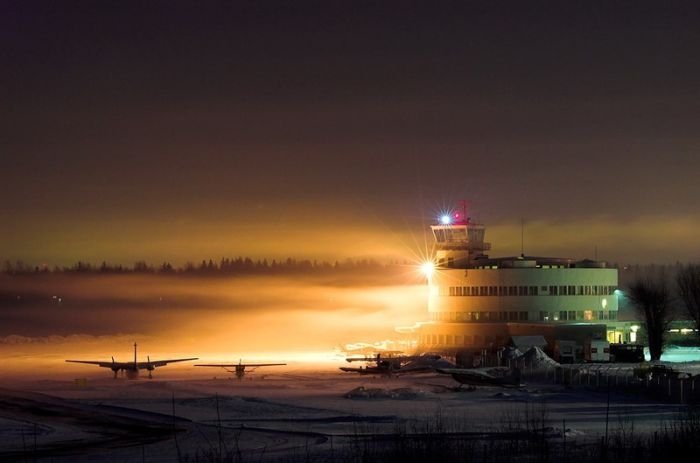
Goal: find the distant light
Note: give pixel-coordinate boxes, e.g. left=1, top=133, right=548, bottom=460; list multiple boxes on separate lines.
left=614, top=289, right=623, bottom=296
left=420, top=261, right=435, bottom=279
left=440, top=215, right=451, bottom=224
left=601, top=298, right=608, bottom=309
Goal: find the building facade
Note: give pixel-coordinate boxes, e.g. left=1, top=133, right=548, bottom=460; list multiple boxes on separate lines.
left=416, top=208, right=621, bottom=354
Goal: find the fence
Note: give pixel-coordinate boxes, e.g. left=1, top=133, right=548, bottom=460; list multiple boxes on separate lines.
left=513, top=361, right=700, bottom=404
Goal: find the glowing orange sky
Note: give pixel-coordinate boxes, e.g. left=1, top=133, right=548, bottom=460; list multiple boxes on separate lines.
left=2, top=210, right=699, bottom=266
left=2, top=3, right=700, bottom=266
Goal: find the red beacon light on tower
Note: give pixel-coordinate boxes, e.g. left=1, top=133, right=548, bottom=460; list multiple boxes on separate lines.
left=438, top=202, right=470, bottom=226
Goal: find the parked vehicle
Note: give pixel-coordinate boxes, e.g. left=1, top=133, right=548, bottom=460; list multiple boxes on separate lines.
left=553, top=340, right=577, bottom=363
left=609, top=343, right=645, bottom=363
left=584, top=340, right=610, bottom=362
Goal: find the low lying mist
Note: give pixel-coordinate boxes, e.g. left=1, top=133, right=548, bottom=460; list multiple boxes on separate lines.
left=0, top=271, right=428, bottom=377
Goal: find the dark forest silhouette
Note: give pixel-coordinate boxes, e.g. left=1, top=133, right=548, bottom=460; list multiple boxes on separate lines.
left=1, top=257, right=410, bottom=277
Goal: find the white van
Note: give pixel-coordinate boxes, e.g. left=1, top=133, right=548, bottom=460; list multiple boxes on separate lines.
left=584, top=340, right=610, bottom=362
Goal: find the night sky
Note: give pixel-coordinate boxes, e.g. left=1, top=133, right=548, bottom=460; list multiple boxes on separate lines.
left=2, top=1, right=700, bottom=265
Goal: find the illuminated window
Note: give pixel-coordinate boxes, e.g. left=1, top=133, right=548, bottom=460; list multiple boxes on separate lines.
left=584, top=310, right=593, bottom=321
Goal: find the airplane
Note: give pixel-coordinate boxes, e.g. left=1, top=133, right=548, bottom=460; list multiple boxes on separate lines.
left=195, top=359, right=286, bottom=380
left=436, top=366, right=522, bottom=388
left=66, top=343, right=198, bottom=379
left=340, top=353, right=450, bottom=377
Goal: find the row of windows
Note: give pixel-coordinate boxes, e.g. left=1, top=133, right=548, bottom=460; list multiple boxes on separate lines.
left=431, top=310, right=617, bottom=322
left=433, top=311, right=528, bottom=322
left=419, top=333, right=504, bottom=347
left=447, top=285, right=617, bottom=297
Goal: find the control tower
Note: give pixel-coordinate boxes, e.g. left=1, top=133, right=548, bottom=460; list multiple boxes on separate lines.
left=431, top=201, right=491, bottom=268
left=412, top=201, right=626, bottom=359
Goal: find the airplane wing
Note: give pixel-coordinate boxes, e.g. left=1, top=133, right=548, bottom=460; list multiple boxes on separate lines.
left=437, top=368, right=495, bottom=377
left=65, top=360, right=127, bottom=368
left=195, top=363, right=286, bottom=367
left=140, top=358, right=198, bottom=368
left=436, top=367, right=521, bottom=387
left=241, top=363, right=286, bottom=367
left=339, top=367, right=372, bottom=374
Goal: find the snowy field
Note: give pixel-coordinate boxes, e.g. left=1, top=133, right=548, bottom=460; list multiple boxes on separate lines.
left=0, top=362, right=695, bottom=463
left=645, top=345, right=700, bottom=362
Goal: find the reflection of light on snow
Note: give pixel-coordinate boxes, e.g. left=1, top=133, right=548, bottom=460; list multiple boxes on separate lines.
left=643, top=345, right=700, bottom=362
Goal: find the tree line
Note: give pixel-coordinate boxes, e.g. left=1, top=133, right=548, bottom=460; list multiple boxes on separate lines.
left=1, top=257, right=409, bottom=276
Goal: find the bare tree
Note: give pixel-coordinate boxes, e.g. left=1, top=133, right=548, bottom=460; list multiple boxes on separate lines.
left=676, top=264, right=700, bottom=340
left=627, top=273, right=672, bottom=361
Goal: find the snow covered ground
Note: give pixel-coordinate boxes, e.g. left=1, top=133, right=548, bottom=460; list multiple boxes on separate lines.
left=0, top=364, right=692, bottom=462
left=645, top=345, right=700, bottom=362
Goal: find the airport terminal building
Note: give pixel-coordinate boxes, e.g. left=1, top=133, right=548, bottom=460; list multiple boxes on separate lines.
left=414, top=208, right=629, bottom=356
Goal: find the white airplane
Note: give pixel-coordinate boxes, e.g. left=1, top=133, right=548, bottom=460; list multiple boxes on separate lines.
left=66, top=343, right=198, bottom=379
left=195, top=359, right=286, bottom=380
left=436, top=366, right=522, bottom=388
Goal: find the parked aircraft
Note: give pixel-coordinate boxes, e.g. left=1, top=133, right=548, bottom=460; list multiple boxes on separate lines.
left=436, top=366, right=522, bottom=388
left=340, top=353, right=451, bottom=376
left=66, top=343, right=198, bottom=379
left=195, top=360, right=286, bottom=380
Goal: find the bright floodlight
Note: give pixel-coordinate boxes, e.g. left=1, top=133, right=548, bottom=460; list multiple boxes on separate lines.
left=420, top=261, right=435, bottom=278
left=440, top=214, right=451, bottom=224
